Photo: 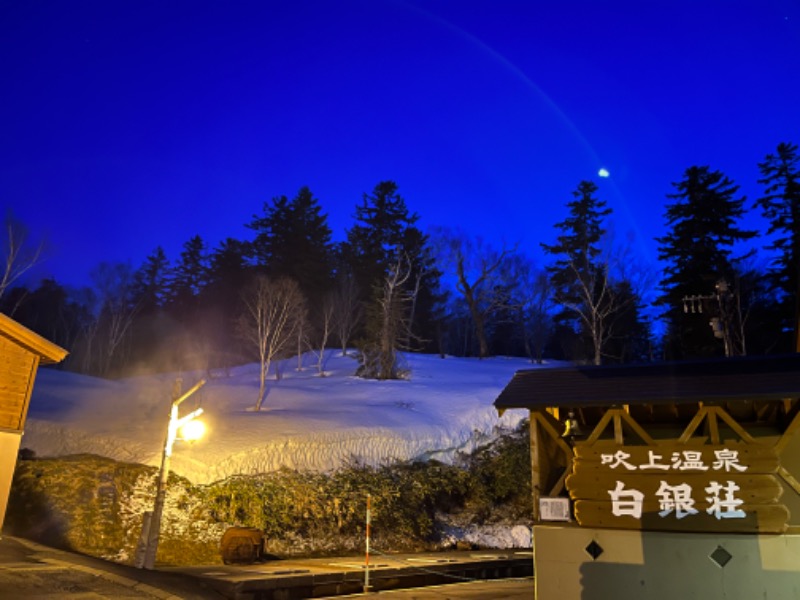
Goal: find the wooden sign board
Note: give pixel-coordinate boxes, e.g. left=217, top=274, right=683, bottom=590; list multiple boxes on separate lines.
left=567, top=444, right=788, bottom=533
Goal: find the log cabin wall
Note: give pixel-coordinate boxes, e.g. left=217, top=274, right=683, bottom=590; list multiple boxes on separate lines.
left=0, top=334, right=41, bottom=431
left=0, top=313, right=67, bottom=532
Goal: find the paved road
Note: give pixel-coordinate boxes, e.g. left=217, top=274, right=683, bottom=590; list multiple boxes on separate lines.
left=0, top=536, right=224, bottom=600
left=0, top=535, right=534, bottom=599
left=0, top=560, right=174, bottom=599
left=328, top=577, right=534, bottom=599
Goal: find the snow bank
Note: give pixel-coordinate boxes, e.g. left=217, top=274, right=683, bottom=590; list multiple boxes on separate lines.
left=24, top=352, right=545, bottom=484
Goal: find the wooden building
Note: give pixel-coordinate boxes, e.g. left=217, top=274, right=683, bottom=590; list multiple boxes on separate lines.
left=0, top=313, right=67, bottom=531
left=494, top=354, right=800, bottom=599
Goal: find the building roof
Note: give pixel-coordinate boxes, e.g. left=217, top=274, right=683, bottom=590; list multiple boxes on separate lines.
left=0, top=313, right=68, bottom=364
left=494, top=354, right=800, bottom=410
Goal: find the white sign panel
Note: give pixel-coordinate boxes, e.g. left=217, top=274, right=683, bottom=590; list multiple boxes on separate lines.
left=540, top=497, right=571, bottom=522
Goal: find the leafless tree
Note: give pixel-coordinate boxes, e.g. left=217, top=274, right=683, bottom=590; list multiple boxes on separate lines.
left=403, top=265, right=426, bottom=350
left=238, top=276, right=306, bottom=410
left=562, top=258, right=614, bottom=365
left=293, top=303, right=310, bottom=374
left=91, top=262, right=140, bottom=375
left=555, top=236, right=650, bottom=365
left=431, top=227, right=517, bottom=358
left=0, top=211, right=45, bottom=301
left=331, top=274, right=361, bottom=356
left=359, top=256, right=417, bottom=380
left=312, top=292, right=336, bottom=375
left=71, top=287, right=100, bottom=373
left=510, top=256, right=554, bottom=364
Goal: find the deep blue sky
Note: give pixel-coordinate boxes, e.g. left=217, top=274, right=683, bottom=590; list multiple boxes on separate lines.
left=3, top=1, right=799, bottom=288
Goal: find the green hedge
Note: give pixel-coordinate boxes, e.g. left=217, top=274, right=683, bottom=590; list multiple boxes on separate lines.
left=7, top=422, right=531, bottom=565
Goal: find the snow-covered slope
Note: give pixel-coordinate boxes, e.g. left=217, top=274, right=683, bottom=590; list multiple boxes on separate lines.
left=24, top=352, right=543, bottom=484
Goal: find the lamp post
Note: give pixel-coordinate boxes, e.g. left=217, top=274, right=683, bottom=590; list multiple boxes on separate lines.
left=135, top=377, right=206, bottom=569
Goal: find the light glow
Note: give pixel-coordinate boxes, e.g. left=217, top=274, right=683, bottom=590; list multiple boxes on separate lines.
left=179, top=419, right=206, bottom=441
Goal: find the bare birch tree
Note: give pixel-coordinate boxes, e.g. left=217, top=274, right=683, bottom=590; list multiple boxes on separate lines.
left=238, top=276, right=306, bottom=410
left=561, top=257, right=616, bottom=365
left=312, top=292, right=336, bottom=375
left=554, top=237, right=651, bottom=365
left=293, top=303, right=310, bottom=374
left=332, top=274, right=361, bottom=356
left=1, top=211, right=45, bottom=301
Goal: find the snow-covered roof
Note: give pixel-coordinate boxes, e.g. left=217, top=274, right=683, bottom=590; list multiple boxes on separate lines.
left=494, top=354, right=800, bottom=410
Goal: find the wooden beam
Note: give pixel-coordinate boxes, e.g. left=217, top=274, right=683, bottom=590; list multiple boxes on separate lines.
left=585, top=410, right=615, bottom=445
left=678, top=407, right=709, bottom=443
left=778, top=466, right=800, bottom=498
left=619, top=411, right=657, bottom=446
left=548, top=468, right=570, bottom=497
left=573, top=500, right=788, bottom=534
left=529, top=412, right=541, bottom=521
left=532, top=411, right=573, bottom=457
left=613, top=412, right=624, bottom=444
left=713, top=406, right=757, bottom=443
left=755, top=401, right=773, bottom=421
left=707, top=408, right=720, bottom=444
left=531, top=411, right=574, bottom=499
left=776, top=404, right=800, bottom=455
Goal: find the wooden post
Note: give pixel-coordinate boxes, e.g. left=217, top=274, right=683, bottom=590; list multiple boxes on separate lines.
left=530, top=412, right=542, bottom=521
left=364, top=494, right=372, bottom=593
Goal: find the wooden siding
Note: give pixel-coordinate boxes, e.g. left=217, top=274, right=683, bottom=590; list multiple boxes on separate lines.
left=0, top=313, right=67, bottom=365
left=568, top=441, right=786, bottom=533
left=0, top=336, right=39, bottom=431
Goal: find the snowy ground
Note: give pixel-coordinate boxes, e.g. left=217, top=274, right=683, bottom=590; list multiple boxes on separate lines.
left=24, top=352, right=543, bottom=485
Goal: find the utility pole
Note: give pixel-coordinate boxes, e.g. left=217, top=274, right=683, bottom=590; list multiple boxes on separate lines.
left=682, top=279, right=745, bottom=357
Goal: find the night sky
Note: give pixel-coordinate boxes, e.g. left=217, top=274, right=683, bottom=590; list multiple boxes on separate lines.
left=3, top=1, right=799, bottom=288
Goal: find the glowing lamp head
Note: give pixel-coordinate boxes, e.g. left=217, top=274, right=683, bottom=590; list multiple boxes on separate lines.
left=179, top=419, right=206, bottom=442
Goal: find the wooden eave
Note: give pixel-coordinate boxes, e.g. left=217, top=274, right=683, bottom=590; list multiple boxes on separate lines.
left=494, top=354, right=800, bottom=411
left=0, top=313, right=68, bottom=364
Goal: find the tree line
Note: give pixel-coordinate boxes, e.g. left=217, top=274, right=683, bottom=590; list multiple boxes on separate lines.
left=2, top=142, right=799, bottom=390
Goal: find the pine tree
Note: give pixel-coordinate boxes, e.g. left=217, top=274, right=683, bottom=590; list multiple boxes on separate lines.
left=542, top=181, right=610, bottom=317
left=205, top=238, right=251, bottom=298
left=656, top=166, right=756, bottom=359
left=344, top=181, right=413, bottom=297
left=342, top=181, right=442, bottom=376
left=201, top=237, right=253, bottom=367
left=132, top=246, right=170, bottom=315
left=756, top=142, right=800, bottom=351
left=247, top=186, right=334, bottom=301
left=541, top=180, right=614, bottom=364
left=603, top=280, right=652, bottom=363
left=128, top=247, right=174, bottom=371
left=167, top=235, right=208, bottom=316
left=1, top=278, right=87, bottom=352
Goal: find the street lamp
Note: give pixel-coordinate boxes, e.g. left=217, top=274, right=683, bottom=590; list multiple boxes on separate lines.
left=135, top=377, right=207, bottom=569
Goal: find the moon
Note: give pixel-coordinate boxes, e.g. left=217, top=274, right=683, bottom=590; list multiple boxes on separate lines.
left=598, top=168, right=610, bottom=178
